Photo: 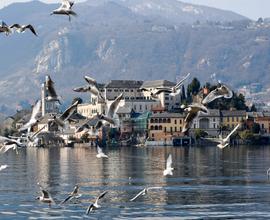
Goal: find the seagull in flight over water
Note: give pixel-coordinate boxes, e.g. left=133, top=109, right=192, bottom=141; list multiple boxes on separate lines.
left=96, top=145, right=108, bottom=158
left=10, top=24, right=37, bottom=36
left=61, top=185, right=82, bottom=204
left=86, top=191, right=108, bottom=214
left=0, top=165, right=8, bottom=171
left=36, top=183, right=55, bottom=207
left=130, top=187, right=163, bottom=202
left=163, top=154, right=174, bottom=176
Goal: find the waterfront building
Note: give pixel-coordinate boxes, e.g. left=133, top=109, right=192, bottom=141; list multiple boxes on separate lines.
left=254, top=112, right=270, bottom=134
left=148, top=112, right=185, bottom=142
left=77, top=102, right=105, bottom=118
left=220, top=110, right=246, bottom=129
left=104, top=80, right=144, bottom=100
left=190, top=109, right=221, bottom=137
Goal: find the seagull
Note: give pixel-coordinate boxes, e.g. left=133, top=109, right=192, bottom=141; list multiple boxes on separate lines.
left=86, top=191, right=108, bottom=214
left=45, top=75, right=61, bottom=103
left=60, top=185, right=82, bottom=204
left=182, top=103, right=209, bottom=134
left=51, top=0, right=77, bottom=21
left=19, top=100, right=41, bottom=132
left=96, top=145, right=108, bottom=158
left=0, top=21, right=12, bottom=35
left=267, top=168, right=270, bottom=179
left=73, top=75, right=105, bottom=103
left=130, top=187, right=163, bottom=202
left=10, top=24, right=37, bottom=36
left=155, top=72, right=191, bottom=96
left=202, top=84, right=233, bottom=105
left=203, top=124, right=240, bottom=149
left=36, top=183, right=55, bottom=206
left=106, top=93, right=123, bottom=119
left=0, top=165, right=8, bottom=171
left=163, top=154, right=174, bottom=176
left=54, top=100, right=79, bottom=127
left=139, top=73, right=190, bottom=99
left=0, top=136, right=25, bottom=154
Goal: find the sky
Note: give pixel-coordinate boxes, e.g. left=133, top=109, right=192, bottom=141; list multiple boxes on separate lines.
left=0, top=0, right=268, bottom=20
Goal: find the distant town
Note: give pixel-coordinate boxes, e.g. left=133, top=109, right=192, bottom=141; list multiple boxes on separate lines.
left=1, top=74, right=269, bottom=148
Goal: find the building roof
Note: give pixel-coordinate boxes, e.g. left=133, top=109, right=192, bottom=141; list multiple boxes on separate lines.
left=150, top=112, right=185, bottom=118
left=221, top=110, right=246, bottom=117
left=105, top=80, right=143, bottom=88
left=198, top=109, right=220, bottom=117
left=116, top=106, right=132, bottom=114
left=141, top=80, right=175, bottom=88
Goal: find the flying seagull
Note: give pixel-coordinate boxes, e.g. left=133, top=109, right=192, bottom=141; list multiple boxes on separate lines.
left=51, top=0, right=77, bottom=21
left=140, top=73, right=190, bottom=99
left=19, top=100, right=41, bottom=132
left=45, top=75, right=61, bottom=103
left=202, top=84, right=233, bottom=105
left=86, top=191, right=108, bottom=214
left=54, top=100, right=79, bottom=127
left=206, top=124, right=240, bottom=149
left=73, top=75, right=105, bottom=103
left=96, top=145, right=108, bottom=158
left=10, top=24, right=37, bottom=36
left=155, top=72, right=191, bottom=96
left=60, top=185, right=81, bottom=204
left=130, top=187, right=163, bottom=202
left=0, top=136, right=25, bottom=154
left=106, top=93, right=123, bottom=119
left=0, top=21, right=12, bottom=35
left=182, top=103, right=209, bottom=134
left=163, top=154, right=174, bottom=176
left=0, top=165, right=8, bottom=171
left=36, top=183, right=55, bottom=207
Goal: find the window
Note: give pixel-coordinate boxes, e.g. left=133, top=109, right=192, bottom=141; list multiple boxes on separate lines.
left=152, top=133, right=154, bottom=138
left=114, top=89, right=118, bottom=92
left=232, top=117, right=234, bottom=122
left=165, top=97, right=169, bottom=100
left=140, top=105, right=142, bottom=110
left=175, top=127, right=177, bottom=132
left=213, top=123, right=216, bottom=128
left=213, top=118, right=215, bottom=122
left=170, top=127, right=173, bottom=132
left=108, top=89, right=112, bottom=92
left=125, top=89, right=129, bottom=92
left=159, top=125, right=162, bottom=130
left=175, top=120, right=177, bottom=124
left=131, top=89, right=133, bottom=92
left=150, top=125, right=154, bottom=130
left=120, top=89, right=123, bottom=92
left=164, top=127, right=167, bottom=132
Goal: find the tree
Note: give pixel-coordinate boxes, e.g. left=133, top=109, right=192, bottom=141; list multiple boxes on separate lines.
left=250, top=104, right=257, bottom=112
left=194, top=129, right=208, bottom=140
left=187, top=78, right=201, bottom=96
left=181, top=85, right=186, bottom=101
left=251, top=123, right=260, bottom=134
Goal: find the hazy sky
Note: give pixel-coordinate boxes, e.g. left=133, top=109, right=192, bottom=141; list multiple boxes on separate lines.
left=0, top=0, right=268, bottom=20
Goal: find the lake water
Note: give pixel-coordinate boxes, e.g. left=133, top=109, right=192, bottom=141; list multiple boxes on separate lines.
left=1, top=145, right=270, bottom=219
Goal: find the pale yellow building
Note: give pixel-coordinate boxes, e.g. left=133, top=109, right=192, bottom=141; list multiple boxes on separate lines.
left=148, top=112, right=185, bottom=141
left=220, top=110, right=246, bottom=129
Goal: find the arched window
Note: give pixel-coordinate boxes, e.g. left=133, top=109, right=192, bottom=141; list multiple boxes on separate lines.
left=150, top=125, right=154, bottom=130
left=150, top=118, right=154, bottom=123
left=163, top=118, right=166, bottom=123
left=154, top=125, right=158, bottom=130
left=167, top=118, right=171, bottom=123
left=154, top=119, right=158, bottom=123
left=159, top=118, right=162, bottom=123
left=159, top=125, right=162, bottom=130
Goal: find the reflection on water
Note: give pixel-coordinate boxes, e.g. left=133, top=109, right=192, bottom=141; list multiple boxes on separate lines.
left=1, top=145, right=270, bottom=219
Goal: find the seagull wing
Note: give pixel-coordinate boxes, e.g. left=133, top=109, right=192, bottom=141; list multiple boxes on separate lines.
left=60, top=195, right=73, bottom=204
left=107, top=93, right=123, bottom=118
left=25, top=24, right=37, bottom=36
left=175, top=72, right=191, bottom=89
left=224, top=124, right=240, bottom=141
left=147, top=186, right=163, bottom=190
left=84, top=76, right=97, bottom=85
left=46, top=76, right=58, bottom=99
left=41, top=189, right=50, bottom=199
left=96, top=191, right=108, bottom=203
left=166, top=154, right=172, bottom=169
left=10, top=23, right=21, bottom=29
left=59, top=100, right=79, bottom=121
left=139, top=88, right=150, bottom=92
left=130, top=189, right=145, bottom=202
left=0, top=165, right=8, bottom=171
left=100, top=115, right=115, bottom=125
left=30, top=100, right=41, bottom=121
left=73, top=86, right=90, bottom=93
left=86, top=203, right=94, bottom=215
left=155, top=88, right=172, bottom=95
left=97, top=145, right=103, bottom=154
